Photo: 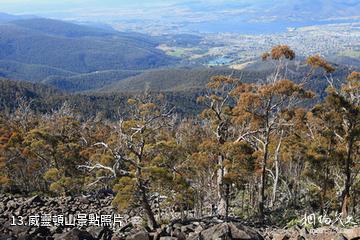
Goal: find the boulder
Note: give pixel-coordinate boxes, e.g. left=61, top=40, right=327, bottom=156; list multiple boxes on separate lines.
left=200, top=222, right=263, bottom=240
left=0, top=235, right=16, bottom=240
left=272, top=233, right=290, bottom=240
left=172, top=228, right=186, bottom=240
left=26, top=195, right=43, bottom=205
left=87, top=226, right=104, bottom=238
left=341, top=227, right=360, bottom=240
left=180, top=224, right=195, bottom=233
left=111, top=237, right=122, bottom=240
left=6, top=200, right=18, bottom=210
left=126, top=231, right=150, bottom=240
left=149, top=227, right=167, bottom=240
left=29, top=226, right=51, bottom=237
left=9, top=225, right=31, bottom=237
left=194, top=225, right=204, bottom=233
left=307, top=233, right=347, bottom=240
left=0, top=202, right=5, bottom=212
left=53, top=229, right=95, bottom=240
left=187, top=232, right=200, bottom=240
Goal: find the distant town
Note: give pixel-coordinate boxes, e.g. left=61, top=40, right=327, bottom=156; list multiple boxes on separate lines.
left=150, top=22, right=360, bottom=67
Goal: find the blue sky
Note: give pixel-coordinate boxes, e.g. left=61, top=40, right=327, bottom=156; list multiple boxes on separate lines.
left=1, top=0, right=255, bottom=14
left=0, top=0, right=255, bottom=22
left=1, top=0, right=188, bottom=14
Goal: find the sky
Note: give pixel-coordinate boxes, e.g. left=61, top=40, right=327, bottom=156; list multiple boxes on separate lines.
left=0, top=0, right=254, bottom=23
left=0, top=0, right=254, bottom=14
left=0, top=0, right=187, bottom=14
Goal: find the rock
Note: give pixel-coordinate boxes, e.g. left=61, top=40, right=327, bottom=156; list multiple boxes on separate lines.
left=299, top=227, right=308, bottom=237
left=341, top=227, right=360, bottom=240
left=200, top=222, right=263, bottom=240
left=272, top=233, right=290, bottom=240
left=49, top=226, right=63, bottom=234
left=111, top=237, right=122, bottom=240
left=99, top=227, right=113, bottom=240
left=47, top=200, right=57, bottom=207
left=229, top=223, right=264, bottom=240
left=180, top=224, right=195, bottom=233
left=187, top=232, right=200, bottom=240
left=78, top=196, right=90, bottom=205
left=53, top=229, right=95, bottom=240
left=119, top=223, right=133, bottom=233
left=199, top=224, right=230, bottom=239
left=307, top=233, right=347, bottom=240
left=26, top=195, right=43, bottom=205
left=126, top=231, right=150, bottom=240
left=172, top=223, right=182, bottom=229
left=165, top=226, right=172, bottom=235
left=172, top=228, right=186, bottom=240
left=87, top=226, right=104, bottom=238
left=0, top=202, right=5, bottom=212
left=13, top=206, right=23, bottom=216
left=150, top=227, right=166, bottom=240
left=3, top=194, right=359, bottom=240
left=6, top=200, right=18, bottom=210
left=194, top=225, right=203, bottom=233
left=0, top=235, right=16, bottom=240
left=9, top=225, right=31, bottom=237
left=29, top=226, right=51, bottom=237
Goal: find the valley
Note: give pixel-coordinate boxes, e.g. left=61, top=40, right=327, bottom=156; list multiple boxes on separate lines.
left=0, top=12, right=359, bottom=95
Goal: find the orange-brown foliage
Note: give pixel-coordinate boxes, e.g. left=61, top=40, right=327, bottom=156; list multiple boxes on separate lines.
left=306, top=55, right=335, bottom=73
left=270, top=45, right=295, bottom=60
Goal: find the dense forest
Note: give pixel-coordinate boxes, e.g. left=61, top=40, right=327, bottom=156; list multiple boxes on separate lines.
left=0, top=79, right=204, bottom=119
left=0, top=46, right=359, bottom=230
left=100, top=63, right=352, bottom=95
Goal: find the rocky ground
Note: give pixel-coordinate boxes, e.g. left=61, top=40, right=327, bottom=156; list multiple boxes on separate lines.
left=0, top=194, right=359, bottom=240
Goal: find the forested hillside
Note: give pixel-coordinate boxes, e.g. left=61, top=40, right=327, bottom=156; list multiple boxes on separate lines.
left=1, top=47, right=359, bottom=234
left=42, top=70, right=142, bottom=92
left=0, top=78, right=62, bottom=111
left=0, top=18, right=177, bottom=85
left=0, top=78, right=203, bottom=118
left=103, top=62, right=354, bottom=99
left=0, top=60, right=75, bottom=82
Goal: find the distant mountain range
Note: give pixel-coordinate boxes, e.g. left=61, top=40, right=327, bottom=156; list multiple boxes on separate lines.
left=176, top=0, right=360, bottom=23
left=0, top=11, right=358, bottom=96
left=4, top=1, right=359, bottom=34
left=178, top=0, right=360, bottom=34
left=0, top=12, right=37, bottom=22
left=0, top=15, right=178, bottom=88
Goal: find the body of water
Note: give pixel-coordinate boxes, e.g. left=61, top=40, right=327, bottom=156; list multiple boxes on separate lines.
left=186, top=19, right=360, bottom=35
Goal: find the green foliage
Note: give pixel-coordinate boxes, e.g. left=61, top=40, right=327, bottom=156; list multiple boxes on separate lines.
left=43, top=168, right=61, bottom=182
left=112, top=177, right=137, bottom=211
